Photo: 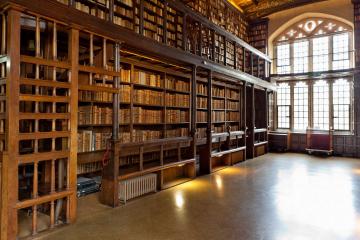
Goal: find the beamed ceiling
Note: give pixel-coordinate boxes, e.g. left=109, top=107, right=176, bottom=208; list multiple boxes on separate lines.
left=228, top=0, right=326, bottom=19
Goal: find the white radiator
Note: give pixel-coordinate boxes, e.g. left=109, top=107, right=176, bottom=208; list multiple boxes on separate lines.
left=119, top=174, right=157, bottom=203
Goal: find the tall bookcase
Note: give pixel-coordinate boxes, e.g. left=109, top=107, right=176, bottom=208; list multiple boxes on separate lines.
left=198, top=70, right=246, bottom=175
left=183, top=0, right=249, bottom=41
left=249, top=19, right=269, bottom=81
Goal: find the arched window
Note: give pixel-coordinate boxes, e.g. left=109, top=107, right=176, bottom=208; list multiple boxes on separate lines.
left=274, top=17, right=353, bottom=74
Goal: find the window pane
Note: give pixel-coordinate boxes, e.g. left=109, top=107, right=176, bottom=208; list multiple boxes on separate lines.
left=333, top=79, right=350, bottom=130
left=277, top=44, right=290, bottom=74
left=294, top=82, right=308, bottom=130
left=294, top=41, right=309, bottom=73
left=313, top=37, right=329, bottom=72
left=313, top=80, right=329, bottom=130
left=277, top=83, right=290, bottom=128
left=333, top=33, right=350, bottom=70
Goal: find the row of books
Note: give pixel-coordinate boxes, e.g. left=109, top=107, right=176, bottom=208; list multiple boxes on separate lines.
left=197, top=97, right=207, bottom=108
left=166, top=93, right=190, bottom=107
left=114, top=16, right=133, bottom=30
left=227, top=101, right=239, bottom=110
left=197, top=83, right=208, bottom=95
left=227, top=90, right=240, bottom=100
left=79, top=90, right=113, bottom=102
left=134, top=89, right=163, bottom=105
left=166, top=128, right=189, bottom=138
left=133, top=129, right=161, bottom=142
left=197, top=111, right=207, bottom=122
left=78, top=130, right=111, bottom=153
left=212, top=99, right=224, bottom=109
left=212, top=112, right=225, bottom=122
left=166, top=76, right=189, bottom=92
left=133, top=107, right=162, bottom=123
left=75, top=1, right=109, bottom=20
left=77, top=162, right=102, bottom=174
left=78, top=106, right=112, bottom=125
left=167, top=110, right=189, bottom=123
left=120, top=85, right=131, bottom=103
left=213, top=126, right=225, bottom=133
left=121, top=69, right=131, bottom=82
left=212, top=87, right=225, bottom=97
left=134, top=70, right=162, bottom=87
left=197, top=128, right=207, bottom=139
left=227, top=112, right=240, bottom=122
left=119, top=109, right=131, bottom=124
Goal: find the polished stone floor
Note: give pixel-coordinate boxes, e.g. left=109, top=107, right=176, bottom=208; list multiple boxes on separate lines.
left=40, top=153, right=360, bottom=240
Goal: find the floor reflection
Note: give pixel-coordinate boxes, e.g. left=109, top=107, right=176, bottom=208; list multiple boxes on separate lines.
left=274, top=163, right=358, bottom=239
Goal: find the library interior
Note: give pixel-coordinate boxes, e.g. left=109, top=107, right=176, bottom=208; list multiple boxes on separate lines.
left=0, top=0, right=359, bottom=239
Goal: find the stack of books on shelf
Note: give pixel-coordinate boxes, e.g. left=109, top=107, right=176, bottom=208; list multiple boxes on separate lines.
left=78, top=106, right=112, bottom=125
left=114, top=2, right=134, bottom=29
left=133, top=129, right=161, bottom=142
left=120, top=85, right=131, bottom=103
left=212, top=99, right=224, bottom=109
left=197, top=111, right=207, bottom=122
left=227, top=112, right=240, bottom=122
left=227, top=89, right=239, bottom=99
left=133, top=107, right=162, bottom=123
left=166, top=93, right=189, bottom=107
left=135, top=89, right=163, bottom=105
left=79, top=90, right=113, bottom=102
left=213, top=126, right=225, bottom=133
left=166, top=128, right=189, bottom=138
left=121, top=69, right=131, bottom=82
left=197, top=83, right=207, bottom=95
left=134, top=70, right=162, bottom=87
left=197, top=97, right=207, bottom=108
left=197, top=128, right=207, bottom=139
left=227, top=101, right=239, bottom=111
left=74, top=0, right=109, bottom=20
left=167, top=110, right=189, bottom=123
left=119, top=131, right=131, bottom=143
left=212, top=112, right=225, bottom=122
left=166, top=76, right=189, bottom=92
left=77, top=161, right=102, bottom=174
left=119, top=109, right=131, bottom=124
left=212, top=87, right=225, bottom=97
left=78, top=130, right=111, bottom=152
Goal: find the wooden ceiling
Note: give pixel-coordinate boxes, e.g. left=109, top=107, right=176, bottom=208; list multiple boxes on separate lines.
left=228, top=0, right=326, bottom=19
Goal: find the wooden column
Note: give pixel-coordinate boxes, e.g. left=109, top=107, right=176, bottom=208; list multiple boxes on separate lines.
left=190, top=65, right=197, bottom=158
left=2, top=9, right=21, bottom=240
left=68, top=28, right=79, bottom=223
left=100, top=43, right=121, bottom=208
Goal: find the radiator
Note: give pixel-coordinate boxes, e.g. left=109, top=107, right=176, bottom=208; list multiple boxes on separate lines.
left=119, top=174, right=157, bottom=203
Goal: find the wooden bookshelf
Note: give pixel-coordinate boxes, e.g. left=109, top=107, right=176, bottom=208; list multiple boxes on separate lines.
left=182, top=0, right=248, bottom=41
left=198, top=70, right=246, bottom=174
left=53, top=0, right=272, bottom=82
left=248, top=19, right=269, bottom=81
left=253, top=88, right=268, bottom=157
left=0, top=1, right=275, bottom=238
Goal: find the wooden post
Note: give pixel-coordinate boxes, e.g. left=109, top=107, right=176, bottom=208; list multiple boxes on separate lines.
left=68, top=28, right=79, bottom=223
left=113, top=43, right=120, bottom=140
left=190, top=65, right=197, bottom=159
left=2, top=9, right=21, bottom=240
